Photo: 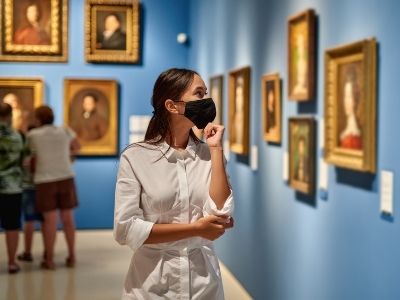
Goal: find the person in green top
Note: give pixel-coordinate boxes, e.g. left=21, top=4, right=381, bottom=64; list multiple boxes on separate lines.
left=0, top=102, right=24, bottom=274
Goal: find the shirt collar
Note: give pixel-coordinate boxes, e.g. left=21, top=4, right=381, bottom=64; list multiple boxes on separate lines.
left=158, top=136, right=198, bottom=160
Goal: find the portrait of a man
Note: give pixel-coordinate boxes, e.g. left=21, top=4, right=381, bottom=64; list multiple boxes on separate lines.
left=96, top=12, right=127, bottom=50
left=69, top=90, right=109, bottom=142
left=337, top=62, right=363, bottom=151
left=0, top=80, right=43, bottom=133
left=13, top=1, right=51, bottom=45
left=1, top=0, right=67, bottom=62
left=64, top=79, right=118, bottom=156
left=85, top=0, right=140, bottom=63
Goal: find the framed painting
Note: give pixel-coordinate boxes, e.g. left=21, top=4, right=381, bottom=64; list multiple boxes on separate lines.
left=289, top=117, right=315, bottom=195
left=85, top=0, right=140, bottom=63
left=0, top=0, right=68, bottom=62
left=228, top=66, right=250, bottom=155
left=210, top=75, right=223, bottom=125
left=324, top=38, right=377, bottom=173
left=64, top=78, right=118, bottom=156
left=0, top=78, right=44, bottom=132
left=262, top=73, right=281, bottom=143
left=288, top=9, right=315, bottom=101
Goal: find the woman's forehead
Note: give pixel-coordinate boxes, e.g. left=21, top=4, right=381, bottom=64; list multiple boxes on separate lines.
left=190, top=74, right=206, bottom=89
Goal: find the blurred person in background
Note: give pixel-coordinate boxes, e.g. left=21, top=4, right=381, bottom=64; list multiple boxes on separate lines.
left=27, top=105, right=80, bottom=270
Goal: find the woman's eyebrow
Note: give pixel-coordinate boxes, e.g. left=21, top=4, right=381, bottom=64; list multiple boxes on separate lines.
left=193, top=86, right=207, bottom=92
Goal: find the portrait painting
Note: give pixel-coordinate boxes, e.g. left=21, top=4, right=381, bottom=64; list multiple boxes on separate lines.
left=324, top=38, right=376, bottom=173
left=228, top=66, right=250, bottom=155
left=288, top=9, right=315, bottom=101
left=0, top=0, right=68, bottom=62
left=85, top=0, right=140, bottom=63
left=289, top=117, right=315, bottom=195
left=0, top=78, right=44, bottom=133
left=262, top=73, right=281, bottom=143
left=64, top=79, right=118, bottom=156
left=209, top=75, right=223, bottom=125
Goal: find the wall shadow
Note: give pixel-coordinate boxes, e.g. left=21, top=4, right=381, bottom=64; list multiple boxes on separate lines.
left=295, top=191, right=317, bottom=207
left=335, top=168, right=376, bottom=191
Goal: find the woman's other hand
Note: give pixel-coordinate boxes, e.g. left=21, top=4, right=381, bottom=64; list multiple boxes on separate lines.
left=193, top=215, right=232, bottom=241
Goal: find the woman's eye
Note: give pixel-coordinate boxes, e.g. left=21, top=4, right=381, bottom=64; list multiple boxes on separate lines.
left=196, top=91, right=205, bottom=98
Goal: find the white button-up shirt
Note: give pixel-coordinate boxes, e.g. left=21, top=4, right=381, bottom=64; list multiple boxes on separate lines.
left=114, top=137, right=234, bottom=300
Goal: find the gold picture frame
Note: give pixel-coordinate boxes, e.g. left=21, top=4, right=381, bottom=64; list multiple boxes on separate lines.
left=64, top=78, right=118, bottom=156
left=288, top=9, right=315, bottom=101
left=289, top=117, right=315, bottom=195
left=0, top=0, right=68, bottom=62
left=85, top=0, right=140, bottom=63
left=0, top=78, right=44, bottom=132
left=324, top=38, right=377, bottom=173
left=228, top=66, right=250, bottom=155
left=262, top=73, right=281, bottom=143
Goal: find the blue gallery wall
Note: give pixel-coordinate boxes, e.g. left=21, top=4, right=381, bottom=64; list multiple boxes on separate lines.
left=0, top=0, right=190, bottom=228
left=189, top=0, right=400, bottom=299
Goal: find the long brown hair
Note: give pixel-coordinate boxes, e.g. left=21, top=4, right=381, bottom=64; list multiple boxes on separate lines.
left=144, top=68, right=201, bottom=145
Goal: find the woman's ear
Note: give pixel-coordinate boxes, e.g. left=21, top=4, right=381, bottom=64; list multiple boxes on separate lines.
left=165, top=99, right=181, bottom=114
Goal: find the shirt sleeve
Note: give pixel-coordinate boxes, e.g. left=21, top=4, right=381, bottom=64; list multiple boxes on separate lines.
left=114, top=152, right=154, bottom=252
left=203, top=155, right=234, bottom=217
left=64, top=126, right=77, bottom=140
left=203, top=189, right=234, bottom=217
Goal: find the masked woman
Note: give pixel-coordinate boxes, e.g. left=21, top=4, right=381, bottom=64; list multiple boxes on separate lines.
left=114, top=68, right=234, bottom=299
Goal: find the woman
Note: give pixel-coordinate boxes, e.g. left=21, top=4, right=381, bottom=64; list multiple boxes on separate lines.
left=114, top=68, right=234, bottom=299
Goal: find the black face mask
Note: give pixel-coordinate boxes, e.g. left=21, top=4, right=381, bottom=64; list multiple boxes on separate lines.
left=178, top=98, right=216, bottom=129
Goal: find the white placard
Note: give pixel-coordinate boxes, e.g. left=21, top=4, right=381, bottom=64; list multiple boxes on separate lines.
left=380, top=170, right=394, bottom=215
left=250, top=145, right=258, bottom=171
left=129, top=115, right=151, bottom=133
left=283, top=151, right=289, bottom=181
left=223, top=140, right=230, bottom=162
left=129, top=133, right=145, bottom=144
left=319, top=118, right=325, bottom=149
left=319, top=158, right=329, bottom=189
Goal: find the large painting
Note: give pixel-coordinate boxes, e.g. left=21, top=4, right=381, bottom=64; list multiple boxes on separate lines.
left=64, top=79, right=118, bottom=156
left=324, top=38, right=376, bottom=173
left=289, top=117, right=315, bottom=195
left=0, top=0, right=68, bottom=62
left=85, top=0, right=140, bottom=63
left=0, top=78, right=44, bottom=133
left=228, top=66, right=250, bottom=155
left=262, top=73, right=281, bottom=143
left=288, top=9, right=315, bottom=101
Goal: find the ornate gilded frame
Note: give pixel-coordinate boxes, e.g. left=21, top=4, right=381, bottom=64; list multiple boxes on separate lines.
left=262, top=72, right=281, bottom=143
left=288, top=9, right=315, bottom=101
left=85, top=0, right=140, bottom=63
left=0, top=0, right=68, bottom=62
left=289, top=117, right=315, bottom=195
left=228, top=66, right=250, bottom=155
left=324, top=38, right=376, bottom=173
left=64, top=78, right=118, bottom=156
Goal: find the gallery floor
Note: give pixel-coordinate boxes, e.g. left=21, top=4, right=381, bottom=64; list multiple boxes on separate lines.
left=0, top=230, right=252, bottom=300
